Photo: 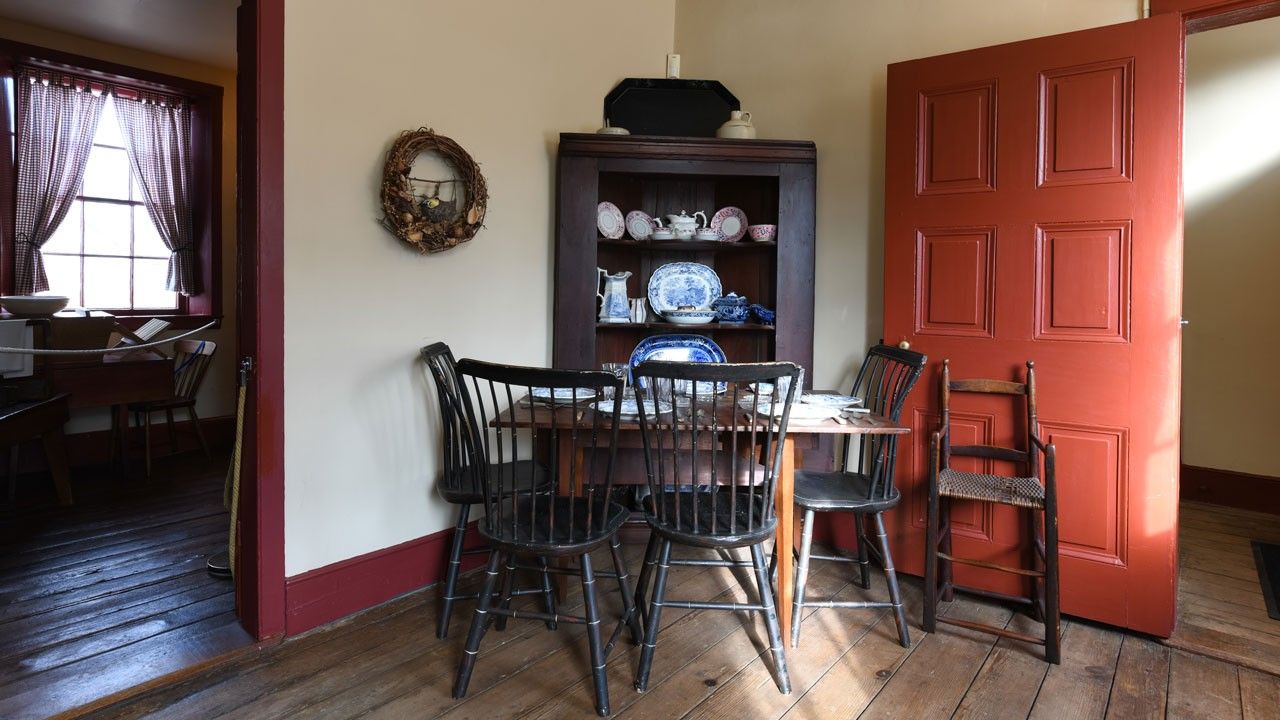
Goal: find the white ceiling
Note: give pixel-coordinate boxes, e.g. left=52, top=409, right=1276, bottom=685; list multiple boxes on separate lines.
left=0, top=0, right=238, bottom=69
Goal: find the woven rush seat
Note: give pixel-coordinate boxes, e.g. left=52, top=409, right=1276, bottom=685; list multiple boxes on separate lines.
left=937, top=468, right=1044, bottom=509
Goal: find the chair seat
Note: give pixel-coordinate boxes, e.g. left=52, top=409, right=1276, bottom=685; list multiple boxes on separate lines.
left=937, top=468, right=1044, bottom=509
left=440, top=460, right=549, bottom=505
left=646, top=490, right=774, bottom=548
left=793, top=470, right=900, bottom=513
left=482, top=497, right=629, bottom=555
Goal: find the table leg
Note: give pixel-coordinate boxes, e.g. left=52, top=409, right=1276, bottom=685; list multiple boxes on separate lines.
left=41, top=429, right=73, bottom=506
left=776, top=437, right=795, bottom=649
left=113, top=404, right=131, bottom=476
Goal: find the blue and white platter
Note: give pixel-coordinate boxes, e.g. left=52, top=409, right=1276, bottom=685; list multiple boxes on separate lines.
left=530, top=386, right=598, bottom=404
left=592, top=397, right=673, bottom=420
left=647, top=262, right=722, bottom=315
left=628, top=334, right=727, bottom=393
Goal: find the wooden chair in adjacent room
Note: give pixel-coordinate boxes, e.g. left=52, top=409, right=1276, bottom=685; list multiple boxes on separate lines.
left=788, top=344, right=926, bottom=649
left=924, top=359, right=1061, bottom=663
left=446, top=358, right=641, bottom=718
left=128, top=339, right=217, bottom=478
left=630, top=360, right=801, bottom=696
left=420, top=342, right=559, bottom=641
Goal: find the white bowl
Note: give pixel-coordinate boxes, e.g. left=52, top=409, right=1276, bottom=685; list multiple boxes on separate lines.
left=663, top=309, right=716, bottom=325
left=1, top=295, right=69, bottom=315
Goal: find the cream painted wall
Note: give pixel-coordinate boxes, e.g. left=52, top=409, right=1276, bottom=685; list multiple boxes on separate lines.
left=672, top=0, right=1142, bottom=392
left=1183, top=16, right=1280, bottom=478
left=0, top=18, right=238, bottom=434
left=283, top=0, right=676, bottom=575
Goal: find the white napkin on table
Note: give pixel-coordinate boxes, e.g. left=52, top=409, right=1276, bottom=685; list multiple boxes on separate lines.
left=0, top=320, right=34, bottom=378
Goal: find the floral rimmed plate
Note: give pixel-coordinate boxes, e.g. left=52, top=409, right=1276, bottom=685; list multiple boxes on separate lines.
left=592, top=397, right=673, bottom=420
left=736, top=396, right=842, bottom=424
left=626, top=210, right=655, bottom=241
left=597, top=201, right=625, bottom=239
left=531, top=387, right=598, bottom=404
left=710, top=206, right=748, bottom=242
left=801, top=393, right=863, bottom=409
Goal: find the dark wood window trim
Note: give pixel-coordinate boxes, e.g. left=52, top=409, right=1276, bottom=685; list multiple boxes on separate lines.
left=0, top=39, right=222, bottom=331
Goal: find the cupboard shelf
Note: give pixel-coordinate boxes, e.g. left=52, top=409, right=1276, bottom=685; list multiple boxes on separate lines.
left=596, top=322, right=776, bottom=333
left=597, top=238, right=776, bottom=251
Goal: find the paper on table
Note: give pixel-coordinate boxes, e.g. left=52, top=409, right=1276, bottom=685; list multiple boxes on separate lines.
left=0, top=320, right=34, bottom=378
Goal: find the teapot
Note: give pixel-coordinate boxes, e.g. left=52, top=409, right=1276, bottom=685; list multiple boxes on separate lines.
left=663, top=210, right=707, bottom=240
left=597, top=267, right=632, bottom=324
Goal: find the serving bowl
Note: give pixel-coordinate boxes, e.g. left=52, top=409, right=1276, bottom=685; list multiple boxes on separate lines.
left=663, top=308, right=717, bottom=325
left=1, top=295, right=69, bottom=316
left=747, top=224, right=777, bottom=242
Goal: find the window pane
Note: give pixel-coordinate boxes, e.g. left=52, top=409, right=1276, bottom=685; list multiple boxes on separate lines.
left=133, top=207, right=170, bottom=257
left=43, top=254, right=82, bottom=306
left=134, top=258, right=177, bottom=310
left=95, top=96, right=124, bottom=147
left=83, top=256, right=131, bottom=308
left=44, top=201, right=82, bottom=254
left=81, top=146, right=130, bottom=200
left=82, top=201, right=131, bottom=256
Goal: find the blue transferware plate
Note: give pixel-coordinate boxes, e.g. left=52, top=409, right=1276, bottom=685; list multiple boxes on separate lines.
left=530, top=386, right=598, bottom=404
left=628, top=334, right=727, bottom=393
left=647, top=262, right=722, bottom=315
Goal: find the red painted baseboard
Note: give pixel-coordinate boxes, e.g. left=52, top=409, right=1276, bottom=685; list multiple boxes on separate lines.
left=1181, top=464, right=1280, bottom=515
left=283, top=519, right=483, bottom=636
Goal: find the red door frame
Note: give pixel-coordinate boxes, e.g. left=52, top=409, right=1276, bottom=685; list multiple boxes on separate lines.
left=237, top=0, right=286, bottom=641
left=1152, top=0, right=1280, bottom=32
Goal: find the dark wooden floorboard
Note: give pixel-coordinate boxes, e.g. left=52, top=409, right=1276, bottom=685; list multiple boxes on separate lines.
left=0, top=454, right=244, bottom=720
left=61, top=503, right=1280, bottom=720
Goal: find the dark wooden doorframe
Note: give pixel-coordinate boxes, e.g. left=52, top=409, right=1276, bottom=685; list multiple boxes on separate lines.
left=1152, top=0, right=1280, bottom=32
left=235, top=0, right=285, bottom=641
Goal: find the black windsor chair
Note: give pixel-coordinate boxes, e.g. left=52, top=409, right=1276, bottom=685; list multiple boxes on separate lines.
left=788, top=345, right=926, bottom=649
left=447, top=358, right=641, bottom=717
left=630, top=360, right=802, bottom=696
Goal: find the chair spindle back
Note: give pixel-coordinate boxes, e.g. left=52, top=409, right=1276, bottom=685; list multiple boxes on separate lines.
left=836, top=345, right=927, bottom=501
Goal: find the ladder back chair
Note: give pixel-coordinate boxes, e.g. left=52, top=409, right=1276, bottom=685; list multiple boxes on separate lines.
left=789, top=344, right=926, bottom=649
left=420, top=343, right=558, bottom=640
left=448, top=358, right=640, bottom=717
left=924, top=359, right=1060, bottom=663
left=631, top=360, right=801, bottom=696
left=128, top=339, right=216, bottom=478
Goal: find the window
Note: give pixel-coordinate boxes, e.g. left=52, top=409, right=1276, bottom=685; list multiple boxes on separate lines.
left=43, top=96, right=178, bottom=311
left=0, top=40, right=223, bottom=325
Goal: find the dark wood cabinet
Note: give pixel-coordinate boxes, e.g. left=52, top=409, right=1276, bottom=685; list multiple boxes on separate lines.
left=553, top=134, right=816, bottom=375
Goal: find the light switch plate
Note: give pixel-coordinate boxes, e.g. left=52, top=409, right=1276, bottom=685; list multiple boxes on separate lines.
left=666, top=53, right=680, bottom=79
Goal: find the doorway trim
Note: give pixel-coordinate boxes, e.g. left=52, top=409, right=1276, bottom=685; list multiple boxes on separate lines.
left=1152, top=0, right=1280, bottom=32
left=238, top=0, right=286, bottom=641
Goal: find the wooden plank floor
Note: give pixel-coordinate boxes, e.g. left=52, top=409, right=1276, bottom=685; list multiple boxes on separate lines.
left=0, top=454, right=249, bottom=720
left=89, top=526, right=1280, bottom=720
left=1166, top=501, right=1280, bottom=677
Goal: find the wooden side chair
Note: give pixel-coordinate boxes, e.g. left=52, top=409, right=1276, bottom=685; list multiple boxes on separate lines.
left=630, top=360, right=801, bottom=696
left=128, top=339, right=216, bottom=477
left=420, top=342, right=557, bottom=640
left=449, top=359, right=640, bottom=717
left=789, top=344, right=926, bottom=649
left=924, top=359, right=1060, bottom=664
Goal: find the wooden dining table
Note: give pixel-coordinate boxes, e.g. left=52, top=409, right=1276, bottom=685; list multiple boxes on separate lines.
left=499, top=391, right=910, bottom=649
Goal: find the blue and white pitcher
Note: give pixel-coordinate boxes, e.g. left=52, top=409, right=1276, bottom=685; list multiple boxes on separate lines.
left=597, top=268, right=632, bottom=324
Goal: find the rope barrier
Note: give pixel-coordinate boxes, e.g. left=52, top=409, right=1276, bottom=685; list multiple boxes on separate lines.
left=0, top=320, right=218, bottom=355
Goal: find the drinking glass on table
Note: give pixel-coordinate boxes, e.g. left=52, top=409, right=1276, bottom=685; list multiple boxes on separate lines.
left=601, top=362, right=629, bottom=400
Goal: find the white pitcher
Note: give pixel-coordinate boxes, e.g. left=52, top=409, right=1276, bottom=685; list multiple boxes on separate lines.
left=597, top=268, right=633, bottom=323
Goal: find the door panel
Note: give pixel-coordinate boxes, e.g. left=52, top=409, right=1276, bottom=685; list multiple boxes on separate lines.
left=884, top=15, right=1183, bottom=636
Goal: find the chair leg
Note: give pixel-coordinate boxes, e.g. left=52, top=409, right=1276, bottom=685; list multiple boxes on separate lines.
left=924, top=479, right=940, bottom=633
left=854, top=513, right=871, bottom=589
left=537, top=555, right=558, bottom=631
left=751, top=542, right=791, bottom=694
left=494, top=551, right=516, bottom=631
left=165, top=409, right=177, bottom=451
left=579, top=551, right=610, bottom=717
left=142, top=410, right=152, bottom=479
left=189, top=407, right=211, bottom=460
left=437, top=504, right=470, bottom=639
left=873, top=512, right=911, bottom=648
left=1044, top=505, right=1062, bottom=665
left=634, top=539, right=671, bottom=692
left=791, top=507, right=816, bottom=648
left=609, top=534, right=643, bottom=645
left=939, top=497, right=955, bottom=602
left=633, top=531, right=660, bottom=628
left=452, top=549, right=502, bottom=699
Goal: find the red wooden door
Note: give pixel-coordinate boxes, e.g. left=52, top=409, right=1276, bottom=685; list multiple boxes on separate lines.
left=883, top=15, right=1184, bottom=636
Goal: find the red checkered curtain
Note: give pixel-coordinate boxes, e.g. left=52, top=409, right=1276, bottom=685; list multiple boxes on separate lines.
left=13, top=67, right=105, bottom=293
left=114, top=90, right=196, bottom=296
